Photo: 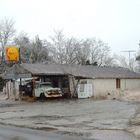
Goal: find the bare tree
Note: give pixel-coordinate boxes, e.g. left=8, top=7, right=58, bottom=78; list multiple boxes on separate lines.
left=15, top=34, right=51, bottom=63
left=49, top=31, right=88, bottom=64
left=0, top=18, right=16, bottom=63
left=114, top=54, right=137, bottom=71
left=14, top=32, right=32, bottom=63
left=49, top=30, right=66, bottom=64
left=0, top=18, right=16, bottom=49
left=103, top=56, right=115, bottom=66
left=90, top=39, right=110, bottom=66
left=64, top=38, right=79, bottom=64
left=31, top=35, right=50, bottom=63
left=75, top=38, right=112, bottom=66
left=75, top=39, right=91, bottom=65
left=48, top=31, right=113, bottom=66
left=15, top=30, right=114, bottom=66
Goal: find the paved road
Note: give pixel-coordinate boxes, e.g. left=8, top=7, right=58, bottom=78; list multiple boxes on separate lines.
left=0, top=125, right=94, bottom=140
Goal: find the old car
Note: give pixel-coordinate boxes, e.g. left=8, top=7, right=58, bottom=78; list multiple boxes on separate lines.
left=35, top=82, right=63, bottom=99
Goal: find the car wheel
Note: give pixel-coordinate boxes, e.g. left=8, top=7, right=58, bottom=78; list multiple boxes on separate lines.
left=40, top=93, right=46, bottom=101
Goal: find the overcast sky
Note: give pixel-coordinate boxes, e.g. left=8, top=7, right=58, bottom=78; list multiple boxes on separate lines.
left=1, top=0, right=140, bottom=55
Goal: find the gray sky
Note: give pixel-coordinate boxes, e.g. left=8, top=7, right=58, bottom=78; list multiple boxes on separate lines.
left=1, top=0, right=140, bottom=55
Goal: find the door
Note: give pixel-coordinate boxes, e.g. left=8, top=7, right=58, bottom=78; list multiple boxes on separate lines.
left=78, top=83, right=93, bottom=98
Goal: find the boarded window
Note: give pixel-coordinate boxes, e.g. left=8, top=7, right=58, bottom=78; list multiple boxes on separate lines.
left=116, top=79, right=121, bottom=89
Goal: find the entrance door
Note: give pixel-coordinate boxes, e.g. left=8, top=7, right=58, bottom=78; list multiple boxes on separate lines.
left=78, top=83, right=93, bottom=98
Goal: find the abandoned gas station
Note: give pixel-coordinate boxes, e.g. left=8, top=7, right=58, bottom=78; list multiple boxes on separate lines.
left=2, top=63, right=140, bottom=100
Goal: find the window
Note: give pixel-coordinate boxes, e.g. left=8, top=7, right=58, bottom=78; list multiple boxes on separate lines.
left=80, top=84, right=85, bottom=92
left=116, top=78, right=121, bottom=89
left=79, top=80, right=87, bottom=92
left=80, top=80, right=87, bottom=84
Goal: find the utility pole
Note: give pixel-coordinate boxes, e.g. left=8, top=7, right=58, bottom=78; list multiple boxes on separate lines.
left=121, top=50, right=136, bottom=69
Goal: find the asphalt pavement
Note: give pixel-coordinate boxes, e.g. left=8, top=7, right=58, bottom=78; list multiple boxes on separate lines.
left=0, top=124, right=95, bottom=140
left=0, top=99, right=139, bottom=140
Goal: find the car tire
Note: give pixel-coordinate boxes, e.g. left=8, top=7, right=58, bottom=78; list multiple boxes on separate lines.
left=40, top=93, right=46, bottom=101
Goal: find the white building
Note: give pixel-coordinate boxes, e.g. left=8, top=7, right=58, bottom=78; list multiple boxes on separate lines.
left=21, top=63, right=140, bottom=99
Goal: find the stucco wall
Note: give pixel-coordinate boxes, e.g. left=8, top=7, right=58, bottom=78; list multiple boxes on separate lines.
left=93, top=78, right=140, bottom=98
left=93, top=79, right=116, bottom=98
left=121, top=79, right=140, bottom=90
left=77, top=78, right=140, bottom=99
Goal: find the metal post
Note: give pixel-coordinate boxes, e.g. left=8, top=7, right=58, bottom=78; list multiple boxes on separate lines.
left=121, top=50, right=136, bottom=69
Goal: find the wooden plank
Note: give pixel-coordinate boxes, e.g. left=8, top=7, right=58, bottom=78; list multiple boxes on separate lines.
left=68, top=75, right=79, bottom=98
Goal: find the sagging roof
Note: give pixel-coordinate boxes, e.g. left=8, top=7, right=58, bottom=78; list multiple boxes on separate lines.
left=21, top=63, right=140, bottom=79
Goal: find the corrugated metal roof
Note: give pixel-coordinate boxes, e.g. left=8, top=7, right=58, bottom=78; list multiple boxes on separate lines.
left=21, top=63, right=140, bottom=79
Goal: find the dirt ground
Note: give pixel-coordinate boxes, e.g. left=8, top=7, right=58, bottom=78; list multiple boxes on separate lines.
left=0, top=97, right=139, bottom=140
left=120, top=89, right=140, bottom=102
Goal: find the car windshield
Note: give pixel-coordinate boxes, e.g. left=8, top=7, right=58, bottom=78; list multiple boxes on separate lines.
left=35, top=82, right=52, bottom=88
left=40, top=83, right=52, bottom=87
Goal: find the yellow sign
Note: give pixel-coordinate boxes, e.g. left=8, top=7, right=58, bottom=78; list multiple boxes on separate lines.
left=5, top=46, right=19, bottom=62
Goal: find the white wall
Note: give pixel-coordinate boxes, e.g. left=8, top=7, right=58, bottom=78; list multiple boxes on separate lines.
left=93, top=78, right=140, bottom=98
left=93, top=79, right=116, bottom=98
left=121, top=79, right=140, bottom=90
